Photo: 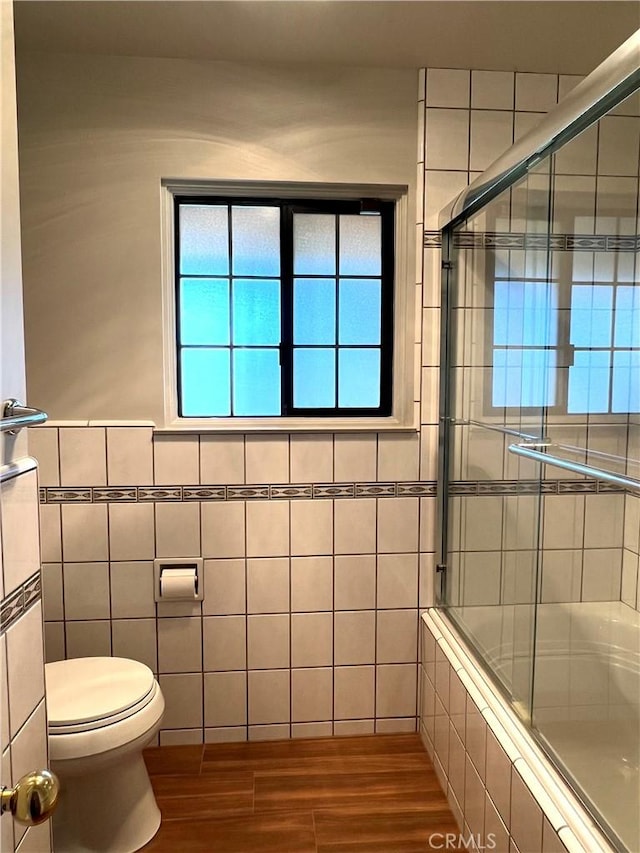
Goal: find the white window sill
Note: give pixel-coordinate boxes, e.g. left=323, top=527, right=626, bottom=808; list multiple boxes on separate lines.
left=155, top=416, right=418, bottom=434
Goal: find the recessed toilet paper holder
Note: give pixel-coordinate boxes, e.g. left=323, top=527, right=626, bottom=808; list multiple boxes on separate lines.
left=153, top=558, right=204, bottom=602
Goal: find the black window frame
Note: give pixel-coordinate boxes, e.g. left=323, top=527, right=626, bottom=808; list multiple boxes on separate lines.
left=174, top=195, right=395, bottom=419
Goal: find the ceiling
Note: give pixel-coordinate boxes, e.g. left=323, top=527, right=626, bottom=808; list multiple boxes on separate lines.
left=13, top=1, right=639, bottom=74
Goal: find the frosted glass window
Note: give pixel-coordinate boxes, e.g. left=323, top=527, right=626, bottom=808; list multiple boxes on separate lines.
left=570, top=285, right=613, bottom=348
left=232, top=279, right=281, bottom=346
left=612, top=351, right=640, bottom=413
left=294, top=214, right=336, bottom=275
left=339, top=279, right=381, bottom=345
left=494, top=282, right=557, bottom=346
left=293, top=349, right=336, bottom=408
left=492, top=349, right=557, bottom=408
left=233, top=350, right=281, bottom=416
left=568, top=351, right=610, bottom=413
left=293, top=279, right=336, bottom=344
left=339, top=215, right=382, bottom=276
left=614, top=286, right=640, bottom=348
left=180, top=279, right=230, bottom=345
left=181, top=349, right=231, bottom=416
left=176, top=196, right=393, bottom=417
left=179, top=206, right=229, bottom=276
left=231, top=206, right=280, bottom=277
left=338, top=350, right=381, bottom=408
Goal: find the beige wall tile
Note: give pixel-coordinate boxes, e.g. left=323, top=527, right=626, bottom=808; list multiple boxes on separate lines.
left=334, top=434, right=377, bottom=482
left=334, top=555, right=376, bottom=610
left=290, top=434, right=333, bottom=482
left=291, top=612, right=332, bottom=667
left=200, top=435, right=245, bottom=485
left=334, top=666, right=374, bottom=719
left=334, top=499, right=376, bottom=555
left=291, top=668, right=332, bottom=722
left=112, top=618, right=157, bottom=671
left=59, top=427, right=106, bottom=486
left=158, top=616, right=202, bottom=673
left=334, top=610, right=375, bottom=665
left=61, top=503, right=108, bottom=563
left=203, top=559, right=246, bottom=615
left=291, top=499, right=333, bottom=556
left=159, top=673, right=203, bottom=728
left=109, top=502, right=155, bottom=560
left=201, top=501, right=245, bottom=559
left=63, top=562, right=110, bottom=620
left=155, top=502, right=200, bottom=557
left=246, top=500, right=289, bottom=557
left=247, top=614, right=289, bottom=669
left=247, top=558, right=289, bottom=614
left=204, top=616, right=247, bottom=671
left=107, top=426, right=153, bottom=485
left=248, top=670, right=290, bottom=725
left=153, top=435, right=199, bottom=485
left=245, top=436, right=289, bottom=484
left=291, top=556, right=333, bottom=612
left=205, top=671, right=247, bottom=727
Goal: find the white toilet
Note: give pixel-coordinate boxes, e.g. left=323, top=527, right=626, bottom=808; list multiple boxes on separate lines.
left=45, top=656, right=165, bottom=853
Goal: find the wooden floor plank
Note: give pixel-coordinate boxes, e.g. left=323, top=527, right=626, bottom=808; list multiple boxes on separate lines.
left=254, top=769, right=442, bottom=813
left=151, top=771, right=254, bottom=821
left=140, top=734, right=463, bottom=852
left=313, top=803, right=460, bottom=849
left=144, top=744, right=204, bottom=776
left=141, top=812, right=317, bottom=853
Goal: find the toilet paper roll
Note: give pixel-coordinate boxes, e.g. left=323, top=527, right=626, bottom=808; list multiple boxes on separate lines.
left=160, top=568, right=197, bottom=599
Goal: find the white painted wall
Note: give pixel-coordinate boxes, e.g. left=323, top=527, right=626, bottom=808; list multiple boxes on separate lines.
left=16, top=52, right=417, bottom=424
left=1, top=0, right=27, bottom=463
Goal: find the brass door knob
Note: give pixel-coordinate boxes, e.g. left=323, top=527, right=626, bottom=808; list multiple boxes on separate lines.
left=1, top=770, right=60, bottom=825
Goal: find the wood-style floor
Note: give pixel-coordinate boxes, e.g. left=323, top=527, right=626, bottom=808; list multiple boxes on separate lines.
left=141, top=733, right=462, bottom=852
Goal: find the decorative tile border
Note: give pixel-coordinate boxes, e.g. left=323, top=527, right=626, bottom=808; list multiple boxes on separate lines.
left=39, top=478, right=625, bottom=504
left=449, top=479, right=622, bottom=496
left=424, top=230, right=640, bottom=252
left=0, top=572, right=42, bottom=635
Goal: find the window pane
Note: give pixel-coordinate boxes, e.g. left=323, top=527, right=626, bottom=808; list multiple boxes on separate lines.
left=232, top=279, right=281, bottom=345
left=231, top=206, right=280, bottom=277
left=614, top=286, right=640, bottom=348
left=181, top=349, right=230, bottom=416
left=338, top=349, right=381, bottom=408
left=568, top=350, right=610, bottom=413
left=339, top=279, right=381, bottom=345
left=494, top=282, right=557, bottom=346
left=492, top=349, right=557, bottom=408
left=339, top=215, right=381, bottom=276
left=179, top=278, right=230, bottom=345
left=293, top=348, right=335, bottom=408
left=570, top=285, right=613, bottom=348
left=233, top=349, right=281, bottom=416
left=293, top=278, right=336, bottom=344
left=293, top=214, right=336, bottom=275
left=179, top=205, right=229, bottom=276
left=612, top=351, right=640, bottom=413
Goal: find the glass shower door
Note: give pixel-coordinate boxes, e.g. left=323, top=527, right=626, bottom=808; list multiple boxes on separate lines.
left=442, top=161, right=554, bottom=720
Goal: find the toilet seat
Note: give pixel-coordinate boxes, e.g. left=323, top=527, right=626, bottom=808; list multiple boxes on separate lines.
left=47, top=657, right=157, bottom=734
left=46, top=657, right=165, bottom=763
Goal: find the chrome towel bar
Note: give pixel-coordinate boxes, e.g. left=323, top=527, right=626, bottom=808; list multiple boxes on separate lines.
left=508, top=443, right=640, bottom=492
left=1, top=399, right=48, bottom=434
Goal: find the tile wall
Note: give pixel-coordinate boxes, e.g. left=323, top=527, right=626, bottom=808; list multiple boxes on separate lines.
left=0, top=463, right=51, bottom=853
left=622, top=491, right=640, bottom=610
left=31, top=424, right=435, bottom=744
left=418, top=67, right=640, bottom=614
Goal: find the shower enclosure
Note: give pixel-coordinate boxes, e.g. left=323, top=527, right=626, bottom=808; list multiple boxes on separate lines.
left=437, top=33, right=640, bottom=852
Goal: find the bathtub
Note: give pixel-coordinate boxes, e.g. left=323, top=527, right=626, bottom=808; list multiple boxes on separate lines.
left=420, top=602, right=640, bottom=853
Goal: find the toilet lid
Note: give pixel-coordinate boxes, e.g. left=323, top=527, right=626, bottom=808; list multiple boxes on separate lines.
left=45, top=657, right=156, bottom=728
